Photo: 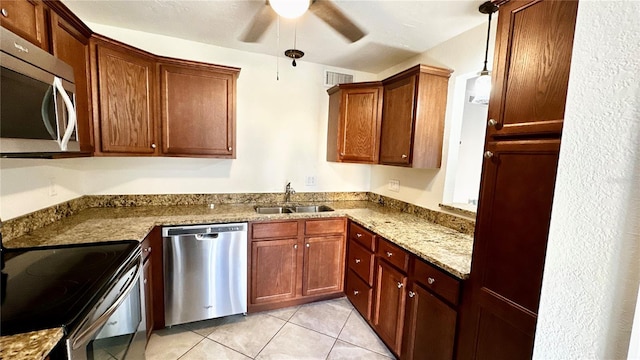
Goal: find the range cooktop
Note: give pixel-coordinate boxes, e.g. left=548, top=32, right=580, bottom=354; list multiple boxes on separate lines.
left=0, top=240, right=140, bottom=336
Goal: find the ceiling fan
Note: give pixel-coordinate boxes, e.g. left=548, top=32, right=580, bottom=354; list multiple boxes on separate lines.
left=241, top=0, right=367, bottom=43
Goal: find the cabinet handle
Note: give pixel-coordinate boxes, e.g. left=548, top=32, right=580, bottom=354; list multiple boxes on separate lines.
left=487, top=118, right=498, bottom=127
left=144, top=247, right=152, bottom=253
left=355, top=258, right=361, bottom=264
left=401, top=154, right=408, bottom=159
left=306, top=243, right=310, bottom=248
left=386, top=251, right=393, bottom=258
left=151, top=143, right=157, bottom=149
left=483, top=151, right=494, bottom=159
left=1, top=9, right=7, bottom=17
left=294, top=244, right=298, bottom=249
left=340, top=152, right=345, bottom=156
left=353, top=290, right=359, bottom=296
left=228, top=147, right=233, bottom=151
left=427, top=277, right=435, bottom=285
left=144, top=279, right=148, bottom=284
left=356, top=233, right=363, bottom=238
left=408, top=291, right=415, bottom=298
left=397, top=282, right=403, bottom=289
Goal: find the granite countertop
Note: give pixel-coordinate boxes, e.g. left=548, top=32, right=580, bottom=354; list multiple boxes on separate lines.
left=1, top=201, right=473, bottom=357
left=0, top=328, right=64, bottom=360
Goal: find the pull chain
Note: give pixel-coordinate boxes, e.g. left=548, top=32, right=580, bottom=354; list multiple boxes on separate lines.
left=276, top=15, right=280, bottom=80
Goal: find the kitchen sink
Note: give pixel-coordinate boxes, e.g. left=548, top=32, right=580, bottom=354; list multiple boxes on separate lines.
left=254, top=205, right=334, bottom=214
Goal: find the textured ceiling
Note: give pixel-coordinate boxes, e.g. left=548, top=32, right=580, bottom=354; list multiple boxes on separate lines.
left=62, top=0, right=488, bottom=73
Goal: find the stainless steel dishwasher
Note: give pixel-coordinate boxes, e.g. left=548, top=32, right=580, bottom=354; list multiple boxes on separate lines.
left=162, top=223, right=247, bottom=326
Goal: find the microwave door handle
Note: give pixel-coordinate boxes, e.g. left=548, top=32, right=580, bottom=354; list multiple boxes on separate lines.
left=40, top=85, right=57, bottom=139
left=52, top=77, right=76, bottom=151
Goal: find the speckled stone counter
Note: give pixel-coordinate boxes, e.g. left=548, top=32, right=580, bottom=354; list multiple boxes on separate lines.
left=3, top=201, right=473, bottom=278
left=0, top=328, right=63, bottom=360
left=0, top=200, right=473, bottom=354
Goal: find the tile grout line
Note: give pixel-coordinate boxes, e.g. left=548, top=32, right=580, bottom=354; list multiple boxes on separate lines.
left=174, top=334, right=207, bottom=360
left=252, top=315, right=289, bottom=359
left=325, top=308, right=354, bottom=360
left=335, top=311, right=396, bottom=359
left=201, top=337, right=255, bottom=360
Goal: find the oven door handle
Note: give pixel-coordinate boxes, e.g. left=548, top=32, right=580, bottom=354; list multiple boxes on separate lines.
left=72, top=260, right=141, bottom=350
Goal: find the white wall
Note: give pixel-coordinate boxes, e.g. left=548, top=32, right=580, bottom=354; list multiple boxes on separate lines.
left=0, top=24, right=376, bottom=220
left=370, top=22, right=494, bottom=211
left=534, top=2, right=640, bottom=359
left=451, top=77, right=487, bottom=205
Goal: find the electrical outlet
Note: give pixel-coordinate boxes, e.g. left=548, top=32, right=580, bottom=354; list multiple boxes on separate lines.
left=305, top=175, right=317, bottom=187
left=388, top=179, right=400, bottom=192
left=48, top=178, right=57, bottom=197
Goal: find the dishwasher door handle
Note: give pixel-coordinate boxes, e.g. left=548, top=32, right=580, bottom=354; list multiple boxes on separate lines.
left=195, top=233, right=219, bottom=240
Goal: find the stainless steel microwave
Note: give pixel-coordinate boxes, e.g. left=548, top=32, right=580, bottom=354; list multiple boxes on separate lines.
left=0, top=27, right=81, bottom=157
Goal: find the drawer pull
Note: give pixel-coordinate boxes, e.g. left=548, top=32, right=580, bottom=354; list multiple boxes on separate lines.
left=427, top=277, right=435, bottom=285
left=294, top=244, right=298, bottom=249
left=1, top=9, right=7, bottom=17
left=144, top=247, right=152, bottom=253
left=353, top=290, right=359, bottom=296
left=356, top=233, right=363, bottom=238
left=408, top=291, right=415, bottom=298
left=306, top=243, right=310, bottom=248
left=355, top=258, right=361, bottom=264
left=397, top=282, right=403, bottom=289
left=386, top=251, right=393, bottom=258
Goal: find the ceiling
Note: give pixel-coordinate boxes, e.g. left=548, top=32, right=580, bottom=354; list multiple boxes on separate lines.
left=62, top=0, right=488, bottom=73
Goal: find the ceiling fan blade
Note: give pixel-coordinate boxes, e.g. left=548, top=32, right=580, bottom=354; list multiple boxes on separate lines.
left=309, top=0, right=366, bottom=43
left=241, top=3, right=277, bottom=43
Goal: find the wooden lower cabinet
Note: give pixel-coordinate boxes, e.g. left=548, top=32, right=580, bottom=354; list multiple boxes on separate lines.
left=302, top=235, right=345, bottom=296
left=248, top=219, right=346, bottom=312
left=373, top=258, right=407, bottom=355
left=345, top=269, right=373, bottom=320
left=250, top=238, right=299, bottom=304
left=402, top=283, right=457, bottom=360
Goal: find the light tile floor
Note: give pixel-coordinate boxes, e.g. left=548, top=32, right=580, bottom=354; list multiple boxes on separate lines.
left=145, top=297, right=396, bottom=360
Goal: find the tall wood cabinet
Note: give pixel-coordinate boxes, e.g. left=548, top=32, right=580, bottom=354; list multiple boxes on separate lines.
left=326, top=82, right=383, bottom=163
left=458, top=1, right=579, bottom=359
left=379, top=65, right=452, bottom=168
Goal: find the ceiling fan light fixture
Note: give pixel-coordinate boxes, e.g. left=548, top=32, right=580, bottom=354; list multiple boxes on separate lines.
left=269, top=0, right=310, bottom=19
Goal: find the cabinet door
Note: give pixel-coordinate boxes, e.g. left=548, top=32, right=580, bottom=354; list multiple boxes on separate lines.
left=373, top=259, right=407, bottom=355
left=487, top=0, right=578, bottom=138
left=463, top=139, right=560, bottom=359
left=379, top=74, right=416, bottom=165
left=0, top=0, right=48, bottom=50
left=338, top=87, right=382, bottom=163
left=302, top=235, right=345, bottom=296
left=250, top=239, right=299, bottom=304
left=143, top=258, right=154, bottom=341
left=160, top=64, right=237, bottom=157
left=403, top=283, right=457, bottom=360
left=96, top=42, right=157, bottom=154
left=49, top=13, right=93, bottom=152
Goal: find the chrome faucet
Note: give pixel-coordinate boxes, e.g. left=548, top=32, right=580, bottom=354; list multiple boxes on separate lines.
left=285, top=182, right=296, bottom=203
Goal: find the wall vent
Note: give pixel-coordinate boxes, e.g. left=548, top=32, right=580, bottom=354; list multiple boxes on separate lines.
left=324, top=70, right=354, bottom=87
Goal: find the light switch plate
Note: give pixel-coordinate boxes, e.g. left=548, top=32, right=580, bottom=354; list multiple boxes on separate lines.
left=305, top=176, right=317, bottom=187
left=388, top=179, right=400, bottom=192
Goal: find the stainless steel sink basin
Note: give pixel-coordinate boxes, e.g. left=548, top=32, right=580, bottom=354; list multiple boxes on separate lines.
left=292, top=205, right=334, bottom=213
left=254, top=204, right=334, bottom=214
left=255, top=206, right=294, bottom=214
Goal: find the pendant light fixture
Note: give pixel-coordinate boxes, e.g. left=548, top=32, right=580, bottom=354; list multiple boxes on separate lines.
left=284, top=22, right=304, bottom=67
left=269, top=0, right=310, bottom=19
left=472, top=1, right=499, bottom=105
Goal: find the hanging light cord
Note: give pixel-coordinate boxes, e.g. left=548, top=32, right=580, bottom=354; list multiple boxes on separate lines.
left=482, top=12, right=493, bottom=73
left=276, top=15, right=280, bottom=80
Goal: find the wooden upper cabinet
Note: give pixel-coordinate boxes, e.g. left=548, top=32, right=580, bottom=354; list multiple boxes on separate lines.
left=93, top=37, right=157, bottom=154
left=487, top=0, right=578, bottom=138
left=159, top=61, right=239, bottom=158
left=326, top=82, right=382, bottom=163
left=379, top=64, right=451, bottom=168
left=0, top=0, right=48, bottom=50
left=49, top=11, right=93, bottom=152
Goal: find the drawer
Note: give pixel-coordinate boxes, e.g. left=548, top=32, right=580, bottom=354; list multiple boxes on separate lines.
left=305, top=218, right=345, bottom=235
left=251, top=221, right=299, bottom=240
left=347, top=240, right=375, bottom=286
left=377, top=238, right=409, bottom=272
left=413, top=259, right=461, bottom=305
left=349, top=222, right=375, bottom=251
left=346, top=269, right=373, bottom=321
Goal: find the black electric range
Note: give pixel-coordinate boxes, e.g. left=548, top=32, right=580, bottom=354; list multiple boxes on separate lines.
left=0, top=240, right=140, bottom=336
